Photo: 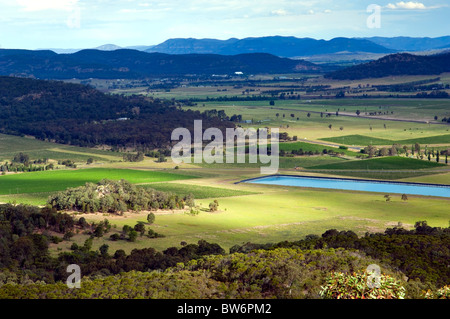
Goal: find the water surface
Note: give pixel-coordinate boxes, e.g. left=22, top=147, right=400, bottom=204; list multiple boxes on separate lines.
left=245, top=175, right=450, bottom=198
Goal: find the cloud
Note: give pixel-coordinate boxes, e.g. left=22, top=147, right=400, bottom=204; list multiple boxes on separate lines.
left=16, top=0, right=79, bottom=11
left=271, top=9, right=288, bottom=16
left=386, top=1, right=426, bottom=10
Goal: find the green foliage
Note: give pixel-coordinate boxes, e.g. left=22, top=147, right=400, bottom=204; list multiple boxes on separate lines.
left=147, top=228, right=165, bottom=238
left=123, top=152, right=144, bottom=162
left=424, top=285, right=450, bottom=299
left=146, top=213, right=155, bottom=224
left=128, top=230, right=138, bottom=242
left=0, top=76, right=234, bottom=149
left=47, top=179, right=188, bottom=213
left=319, top=271, right=406, bottom=299
left=209, top=200, right=219, bottom=212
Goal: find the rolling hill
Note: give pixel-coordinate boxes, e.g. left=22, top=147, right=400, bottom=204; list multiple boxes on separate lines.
left=325, top=52, right=450, bottom=80
left=0, top=76, right=232, bottom=148
left=0, top=49, right=321, bottom=79
left=362, top=36, right=450, bottom=51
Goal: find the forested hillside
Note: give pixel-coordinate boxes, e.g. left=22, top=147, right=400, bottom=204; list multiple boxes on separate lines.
left=325, top=52, right=450, bottom=79
left=0, top=76, right=232, bottom=148
left=0, top=49, right=320, bottom=79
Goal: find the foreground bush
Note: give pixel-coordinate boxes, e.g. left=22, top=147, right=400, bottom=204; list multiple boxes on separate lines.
left=319, top=271, right=406, bottom=299
left=0, top=248, right=403, bottom=299
left=424, top=285, right=450, bottom=299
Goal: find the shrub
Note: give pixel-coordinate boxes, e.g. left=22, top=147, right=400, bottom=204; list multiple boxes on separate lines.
left=319, top=271, right=406, bottom=299
left=424, top=285, right=450, bottom=299
left=147, top=213, right=155, bottom=224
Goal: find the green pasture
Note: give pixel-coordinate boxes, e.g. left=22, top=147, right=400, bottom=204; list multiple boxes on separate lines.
left=61, top=182, right=450, bottom=254
left=0, top=168, right=195, bottom=197
left=141, top=182, right=258, bottom=199
left=322, top=134, right=450, bottom=146
left=184, top=99, right=450, bottom=143
left=308, top=156, right=445, bottom=170
left=0, top=134, right=123, bottom=162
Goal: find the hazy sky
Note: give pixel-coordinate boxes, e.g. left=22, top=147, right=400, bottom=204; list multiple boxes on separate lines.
left=0, top=0, right=449, bottom=49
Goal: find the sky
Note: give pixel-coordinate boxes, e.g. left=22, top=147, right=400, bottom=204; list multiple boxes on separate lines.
left=0, top=0, right=449, bottom=49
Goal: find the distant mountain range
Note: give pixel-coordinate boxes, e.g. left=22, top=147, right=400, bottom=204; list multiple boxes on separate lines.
left=3, top=36, right=450, bottom=80
left=360, top=36, right=450, bottom=52
left=143, top=36, right=393, bottom=57
left=40, top=36, right=450, bottom=57
left=325, top=52, right=450, bottom=80
left=0, top=49, right=320, bottom=79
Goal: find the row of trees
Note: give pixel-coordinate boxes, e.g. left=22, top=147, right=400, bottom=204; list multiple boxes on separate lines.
left=362, top=143, right=449, bottom=162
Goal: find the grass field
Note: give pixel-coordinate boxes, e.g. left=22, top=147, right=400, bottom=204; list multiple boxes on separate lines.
left=195, top=154, right=348, bottom=169
left=0, top=134, right=123, bottom=162
left=308, top=156, right=445, bottom=170
left=58, top=178, right=450, bottom=254
left=141, top=182, right=258, bottom=199
left=1, top=85, right=449, bottom=256
left=279, top=141, right=357, bottom=156
left=322, top=134, right=450, bottom=146
left=321, top=135, right=394, bottom=146
left=0, top=168, right=196, bottom=201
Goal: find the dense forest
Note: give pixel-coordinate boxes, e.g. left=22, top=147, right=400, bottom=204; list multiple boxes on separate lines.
left=0, top=76, right=233, bottom=148
left=0, top=49, right=320, bottom=79
left=326, top=52, right=450, bottom=80
left=0, top=202, right=448, bottom=299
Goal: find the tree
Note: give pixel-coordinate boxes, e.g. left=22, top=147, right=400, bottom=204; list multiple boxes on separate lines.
left=147, top=212, right=155, bottom=224
left=209, top=200, right=219, bottom=212
left=356, top=110, right=360, bottom=116
left=414, top=143, right=421, bottom=154
left=390, top=145, right=397, bottom=156
left=328, top=124, right=332, bottom=130
left=83, top=237, right=93, bottom=251
left=380, top=148, right=389, bottom=156
left=134, top=222, right=146, bottom=236
left=128, top=230, right=138, bottom=242
left=99, top=244, right=109, bottom=256
left=401, top=194, right=408, bottom=201
left=269, top=100, right=275, bottom=106
left=94, top=224, right=104, bottom=237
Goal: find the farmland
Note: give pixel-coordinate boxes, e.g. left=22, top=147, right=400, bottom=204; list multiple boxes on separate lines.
left=1, top=73, right=449, bottom=257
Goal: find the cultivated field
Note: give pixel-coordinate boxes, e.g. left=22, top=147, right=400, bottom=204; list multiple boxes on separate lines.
left=2, top=74, right=449, bottom=255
